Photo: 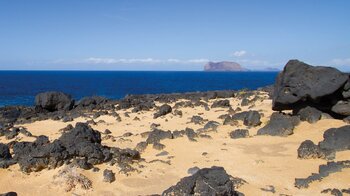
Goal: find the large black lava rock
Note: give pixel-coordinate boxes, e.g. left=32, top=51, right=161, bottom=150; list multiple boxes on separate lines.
left=272, top=60, right=348, bottom=113
left=162, top=166, right=238, bottom=196
left=35, top=91, right=74, bottom=112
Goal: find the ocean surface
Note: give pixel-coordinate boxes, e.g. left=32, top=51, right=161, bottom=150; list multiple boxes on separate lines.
left=0, top=71, right=278, bottom=106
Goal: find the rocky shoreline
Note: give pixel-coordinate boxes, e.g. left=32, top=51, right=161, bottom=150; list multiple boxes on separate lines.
left=0, top=60, right=349, bottom=195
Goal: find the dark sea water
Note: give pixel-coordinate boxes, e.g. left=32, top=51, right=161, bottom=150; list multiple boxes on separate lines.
left=0, top=71, right=278, bottom=106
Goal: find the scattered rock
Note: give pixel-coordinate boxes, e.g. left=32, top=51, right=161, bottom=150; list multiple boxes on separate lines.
left=297, top=140, right=324, bottom=159
left=231, top=110, right=261, bottom=127
left=223, top=116, right=238, bottom=126
left=229, top=129, right=249, bottom=139
left=243, top=110, right=261, bottom=127
left=295, top=160, right=350, bottom=189
left=122, top=132, right=133, bottom=137
left=104, top=129, right=112, bottom=134
left=321, top=188, right=343, bottom=196
left=261, top=185, right=276, bottom=193
left=150, top=123, right=160, bottom=129
left=103, top=169, right=116, bottom=183
left=331, top=101, right=350, bottom=116
left=211, top=100, right=230, bottom=108
left=153, top=104, right=172, bottom=119
left=257, top=112, right=300, bottom=136
left=153, top=143, right=165, bottom=150
left=190, top=115, right=205, bottom=125
left=184, top=128, right=198, bottom=141
left=162, top=166, right=238, bottom=196
left=173, top=110, right=183, bottom=117
left=146, top=129, right=173, bottom=144
left=187, top=166, right=200, bottom=175
left=241, top=98, right=250, bottom=106
left=295, top=106, right=322, bottom=124
left=203, top=121, right=220, bottom=131
left=135, top=142, right=148, bottom=152
left=319, top=125, right=350, bottom=152
left=62, top=116, right=73, bottom=122
left=156, top=151, right=169, bottom=157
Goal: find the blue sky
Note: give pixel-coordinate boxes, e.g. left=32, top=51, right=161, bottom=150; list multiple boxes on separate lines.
left=0, top=0, right=349, bottom=71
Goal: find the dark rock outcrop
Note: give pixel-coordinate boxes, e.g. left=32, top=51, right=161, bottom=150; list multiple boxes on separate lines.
left=162, top=166, right=238, bottom=196
left=257, top=112, right=300, bottom=136
left=272, top=60, right=349, bottom=118
left=12, top=123, right=140, bottom=173
left=35, top=91, right=74, bottom=112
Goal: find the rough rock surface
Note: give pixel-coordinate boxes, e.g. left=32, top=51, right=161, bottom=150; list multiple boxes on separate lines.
left=153, top=104, right=172, bottom=119
left=229, top=129, right=249, bottom=139
left=11, top=123, right=140, bottom=173
left=190, top=115, right=206, bottom=125
left=319, top=125, right=350, bottom=152
left=257, top=112, right=300, bottom=136
left=272, top=60, right=349, bottom=117
left=211, top=99, right=230, bottom=108
left=203, top=121, right=220, bottom=131
left=35, top=91, right=74, bottom=112
left=162, top=166, right=238, bottom=196
left=295, top=106, right=322, bottom=124
left=103, top=169, right=116, bottom=183
left=0, top=143, right=11, bottom=159
left=331, top=101, right=350, bottom=116
left=297, top=140, right=323, bottom=159
left=231, top=110, right=261, bottom=127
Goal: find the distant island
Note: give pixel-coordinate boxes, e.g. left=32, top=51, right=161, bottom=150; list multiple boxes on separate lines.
left=204, top=61, right=248, bottom=72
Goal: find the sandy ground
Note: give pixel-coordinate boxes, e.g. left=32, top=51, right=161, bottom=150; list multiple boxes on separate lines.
left=0, top=92, right=349, bottom=196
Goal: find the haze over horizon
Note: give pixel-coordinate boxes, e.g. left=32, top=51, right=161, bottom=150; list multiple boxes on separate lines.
left=0, top=0, right=349, bottom=71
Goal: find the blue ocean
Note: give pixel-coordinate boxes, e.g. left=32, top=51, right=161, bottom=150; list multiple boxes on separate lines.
left=0, top=71, right=278, bottom=106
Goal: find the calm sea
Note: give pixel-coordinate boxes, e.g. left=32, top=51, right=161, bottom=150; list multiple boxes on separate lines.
left=0, top=71, right=278, bottom=106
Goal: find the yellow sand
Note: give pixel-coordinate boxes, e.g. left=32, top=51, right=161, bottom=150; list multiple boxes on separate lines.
left=0, top=92, right=349, bottom=196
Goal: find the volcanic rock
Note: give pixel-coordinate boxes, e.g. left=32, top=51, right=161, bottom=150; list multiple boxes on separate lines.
left=35, top=91, right=74, bottom=112
left=162, top=166, right=238, bottom=195
left=257, top=112, right=300, bottom=136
